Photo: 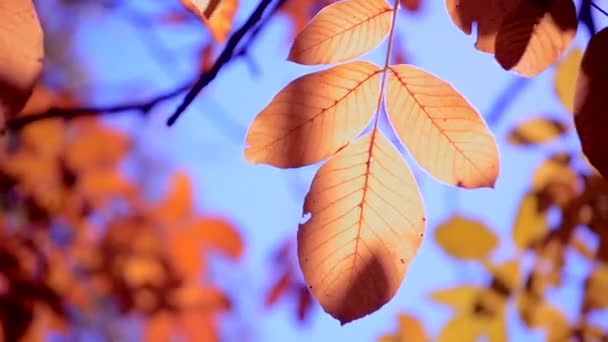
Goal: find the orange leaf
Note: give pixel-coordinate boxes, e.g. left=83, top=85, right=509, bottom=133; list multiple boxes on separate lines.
left=288, top=0, right=393, bottom=65
left=65, top=124, right=130, bottom=171
left=445, top=0, right=520, bottom=53
left=495, top=0, right=577, bottom=77
left=245, top=61, right=382, bottom=168
left=265, top=268, right=293, bottom=307
left=181, top=0, right=238, bottom=43
left=298, top=130, right=425, bottom=324
left=400, top=0, right=421, bottom=12
left=386, top=64, right=499, bottom=188
left=574, top=27, right=608, bottom=179
left=0, top=0, right=44, bottom=124
left=192, top=217, right=243, bottom=260
left=158, top=172, right=194, bottom=222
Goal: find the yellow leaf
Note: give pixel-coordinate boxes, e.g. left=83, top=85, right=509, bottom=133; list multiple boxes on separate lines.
left=434, top=216, right=498, bottom=260
left=297, top=130, right=425, bottom=325
left=245, top=61, right=382, bottom=168
left=506, top=118, right=568, bottom=146
left=437, top=314, right=483, bottom=342
left=574, top=27, right=608, bottom=180
left=386, top=64, right=499, bottom=189
left=488, top=259, right=521, bottom=292
left=377, top=334, right=398, bottom=342
left=288, top=0, right=393, bottom=65
left=531, top=154, right=576, bottom=191
left=584, top=264, right=608, bottom=310
left=397, top=313, right=427, bottom=342
left=483, top=317, right=507, bottom=342
left=0, top=0, right=44, bottom=124
left=517, top=294, right=569, bottom=336
left=494, top=0, right=578, bottom=77
left=181, top=0, right=238, bottom=43
left=429, top=285, right=481, bottom=311
left=512, top=192, right=547, bottom=249
left=445, top=0, right=520, bottom=53
left=553, top=47, right=583, bottom=113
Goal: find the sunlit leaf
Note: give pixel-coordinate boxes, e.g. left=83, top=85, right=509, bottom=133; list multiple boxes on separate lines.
left=245, top=61, right=382, bottom=168
left=181, top=0, right=238, bottom=43
left=429, top=285, right=480, bottom=311
left=397, top=313, right=427, bottom=342
left=517, top=294, right=569, bottom=337
left=386, top=64, right=499, bottom=188
left=298, top=131, right=425, bottom=324
left=434, top=216, right=498, bottom=260
left=0, top=0, right=44, bottom=125
left=553, top=47, right=583, bottom=113
left=512, top=192, right=547, bottom=249
left=437, top=314, right=483, bottom=342
left=65, top=124, right=130, bottom=171
left=494, top=0, right=577, bottom=77
left=288, top=0, right=393, bottom=65
left=506, top=118, right=568, bottom=146
left=193, top=217, right=243, bottom=260
left=487, top=259, right=521, bottom=292
left=445, top=0, right=520, bottom=53
left=574, top=27, right=608, bottom=180
left=584, top=264, right=608, bottom=310
left=531, top=154, right=576, bottom=191
left=158, top=172, right=194, bottom=222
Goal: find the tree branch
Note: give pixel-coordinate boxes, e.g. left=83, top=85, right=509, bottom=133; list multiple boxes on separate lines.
left=165, top=0, right=278, bottom=126
left=6, top=0, right=286, bottom=132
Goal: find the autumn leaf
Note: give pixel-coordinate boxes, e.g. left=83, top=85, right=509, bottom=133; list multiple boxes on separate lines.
left=487, top=259, right=521, bottom=292
left=297, top=131, right=425, bottom=325
left=506, top=118, right=568, bottom=146
left=531, top=154, right=576, bottom=191
left=157, top=172, right=194, bottom=222
left=400, top=0, right=422, bottom=12
left=288, top=0, right=393, bottom=65
left=429, top=285, right=480, bottom=311
left=0, top=0, right=44, bottom=126
left=193, top=217, right=243, bottom=260
left=574, top=27, right=608, bottom=180
left=553, top=47, right=583, bottom=113
left=245, top=61, right=382, bottom=168
left=378, top=312, right=427, bottom=342
left=386, top=64, right=499, bottom=189
left=494, top=0, right=577, bottom=77
left=437, top=314, right=483, bottom=342
left=434, top=215, right=498, bottom=260
left=181, top=0, right=238, bottom=43
left=584, top=264, right=608, bottom=310
left=445, top=0, right=520, bottom=53
left=512, top=192, right=547, bottom=249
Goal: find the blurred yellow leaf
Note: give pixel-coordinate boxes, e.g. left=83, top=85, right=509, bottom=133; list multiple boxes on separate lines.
left=531, top=155, right=576, bottom=191
left=512, top=192, right=547, bottom=249
left=553, top=47, right=583, bottom=113
left=437, top=314, right=483, bottom=342
left=386, top=64, right=499, bottom=189
left=506, top=118, right=568, bottom=146
left=397, top=313, right=427, bottom=342
left=483, top=316, right=507, bottom=342
left=429, top=285, right=480, bottom=311
left=584, top=264, right=608, bottom=310
left=517, top=294, right=569, bottom=338
left=487, top=259, right=521, bottom=292
left=181, top=0, right=238, bottom=43
left=288, top=0, right=392, bottom=65
left=435, top=215, right=498, bottom=260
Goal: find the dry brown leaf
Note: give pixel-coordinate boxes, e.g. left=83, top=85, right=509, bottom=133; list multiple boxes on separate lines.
left=0, top=0, right=44, bottom=126
left=574, top=27, right=608, bottom=179
left=506, top=117, right=568, bottom=146
left=495, top=0, right=577, bottom=77
left=288, top=0, right=393, bottom=65
left=553, top=47, right=583, bottom=113
left=445, top=0, right=520, bottom=53
left=298, top=130, right=425, bottom=325
left=245, top=61, right=382, bottom=168
left=181, top=0, right=238, bottom=43
left=434, top=215, right=498, bottom=260
left=386, top=64, right=499, bottom=189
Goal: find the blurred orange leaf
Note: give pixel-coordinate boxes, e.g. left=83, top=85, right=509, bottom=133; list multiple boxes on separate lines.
left=193, top=217, right=243, bottom=260
left=181, top=0, right=238, bottom=43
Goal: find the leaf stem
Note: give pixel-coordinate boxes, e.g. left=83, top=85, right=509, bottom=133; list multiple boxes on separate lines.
left=373, top=0, right=400, bottom=126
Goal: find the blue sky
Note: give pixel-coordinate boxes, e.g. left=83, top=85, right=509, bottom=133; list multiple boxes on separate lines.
left=61, top=0, right=608, bottom=340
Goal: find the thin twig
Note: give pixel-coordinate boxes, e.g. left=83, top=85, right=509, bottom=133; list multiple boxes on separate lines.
left=591, top=1, right=608, bottom=17
left=166, top=0, right=276, bottom=126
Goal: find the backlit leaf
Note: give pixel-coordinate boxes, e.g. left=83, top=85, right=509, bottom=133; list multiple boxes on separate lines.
left=193, top=217, right=243, bottom=260
left=574, top=28, right=608, bottom=179
left=531, top=154, right=576, bottom=191
left=434, top=215, right=498, bottom=260
left=445, top=0, right=520, bottom=53
left=494, top=0, right=577, bottom=77
left=288, top=0, right=392, bottom=65
left=0, top=0, right=44, bottom=125
left=553, top=47, right=583, bottom=113
left=584, top=264, right=608, bottom=310
left=386, top=64, right=499, bottom=189
left=488, top=259, right=521, bottom=292
left=245, top=61, right=382, bottom=168
left=512, top=192, right=547, bottom=249
left=181, top=0, right=238, bottom=43
left=437, top=314, right=483, bottom=342
left=298, top=131, right=425, bottom=324
left=397, top=313, right=427, bottom=342
left=506, top=118, right=568, bottom=146
left=429, top=285, right=480, bottom=311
